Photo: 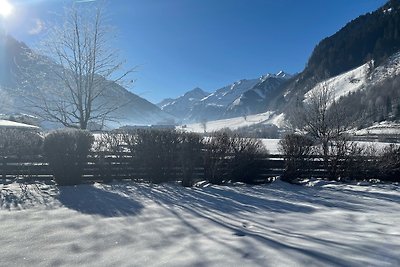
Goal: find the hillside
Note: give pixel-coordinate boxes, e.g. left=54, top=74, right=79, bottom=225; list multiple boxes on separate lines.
left=157, top=87, right=209, bottom=120
left=0, top=34, right=174, bottom=128
left=159, top=72, right=291, bottom=123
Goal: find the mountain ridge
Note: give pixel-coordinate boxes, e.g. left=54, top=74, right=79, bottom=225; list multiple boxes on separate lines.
left=0, top=34, right=174, bottom=128
left=158, top=71, right=292, bottom=123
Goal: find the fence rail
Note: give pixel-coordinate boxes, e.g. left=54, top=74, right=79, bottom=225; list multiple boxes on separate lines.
left=0, top=153, right=380, bottom=183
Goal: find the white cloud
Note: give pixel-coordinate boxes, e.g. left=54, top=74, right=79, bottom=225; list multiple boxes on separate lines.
left=28, top=18, right=44, bottom=35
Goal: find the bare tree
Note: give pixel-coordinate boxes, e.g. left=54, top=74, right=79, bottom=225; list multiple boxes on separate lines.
left=22, top=3, right=134, bottom=129
left=293, top=84, right=352, bottom=157
left=290, top=84, right=358, bottom=179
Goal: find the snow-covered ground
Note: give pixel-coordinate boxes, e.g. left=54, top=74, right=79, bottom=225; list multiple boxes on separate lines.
left=355, top=121, right=400, bottom=136
left=178, top=112, right=286, bottom=133
left=0, top=180, right=399, bottom=266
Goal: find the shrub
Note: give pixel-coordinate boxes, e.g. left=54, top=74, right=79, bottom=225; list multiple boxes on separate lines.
left=279, top=134, right=314, bottom=183
left=326, top=140, right=378, bottom=181
left=178, top=132, right=204, bottom=187
left=229, top=135, right=266, bottom=184
left=204, top=132, right=266, bottom=184
left=203, top=132, right=232, bottom=184
left=91, top=131, right=127, bottom=182
left=379, top=144, right=400, bottom=182
left=44, top=129, right=94, bottom=185
left=92, top=130, right=204, bottom=185
left=0, top=129, right=43, bottom=157
left=133, top=129, right=180, bottom=183
left=93, top=131, right=126, bottom=155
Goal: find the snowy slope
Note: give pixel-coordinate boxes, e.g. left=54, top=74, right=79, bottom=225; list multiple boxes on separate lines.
left=370, top=52, right=400, bottom=84
left=355, top=121, right=400, bottom=136
left=186, top=79, right=260, bottom=122
left=157, top=87, right=209, bottom=121
left=179, top=111, right=287, bottom=133
left=201, top=79, right=260, bottom=107
left=305, top=62, right=371, bottom=103
left=225, top=72, right=291, bottom=118
left=0, top=180, right=399, bottom=266
left=184, top=72, right=291, bottom=123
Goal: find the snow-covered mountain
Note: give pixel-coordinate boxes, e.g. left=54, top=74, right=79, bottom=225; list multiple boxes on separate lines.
left=180, top=51, right=400, bottom=135
left=225, top=72, right=292, bottom=118
left=0, top=34, right=174, bottom=128
left=156, top=87, right=209, bottom=119
left=187, top=78, right=260, bottom=122
left=158, top=72, right=291, bottom=123
left=304, top=62, right=371, bottom=104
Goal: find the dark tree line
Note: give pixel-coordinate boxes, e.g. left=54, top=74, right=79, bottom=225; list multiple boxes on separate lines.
left=334, top=75, right=400, bottom=128
left=305, top=0, right=400, bottom=82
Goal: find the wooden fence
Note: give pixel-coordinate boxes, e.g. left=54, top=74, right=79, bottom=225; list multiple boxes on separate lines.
left=0, top=153, right=379, bottom=183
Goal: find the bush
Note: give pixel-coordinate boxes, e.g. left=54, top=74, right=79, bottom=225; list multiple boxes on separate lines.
left=0, top=129, right=43, bottom=157
left=203, top=132, right=232, bottom=184
left=204, top=132, right=266, bottom=184
left=133, top=129, right=181, bottom=183
left=178, top=132, right=204, bottom=187
left=92, top=130, right=204, bottom=185
left=379, top=144, right=400, bottom=182
left=91, top=131, right=127, bottom=182
left=326, top=140, right=379, bottom=181
left=279, top=134, right=314, bottom=183
left=44, top=129, right=94, bottom=185
left=229, top=136, right=266, bottom=184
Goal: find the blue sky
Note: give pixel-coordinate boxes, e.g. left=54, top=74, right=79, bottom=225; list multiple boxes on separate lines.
left=3, top=0, right=387, bottom=103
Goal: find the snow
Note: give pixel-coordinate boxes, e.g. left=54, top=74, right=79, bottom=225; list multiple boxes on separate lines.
left=355, top=121, right=400, bottom=136
left=261, top=139, right=392, bottom=155
left=370, top=52, right=400, bottom=85
left=0, top=119, right=39, bottom=129
left=305, top=62, right=370, bottom=103
left=178, top=112, right=288, bottom=133
left=0, top=180, right=399, bottom=266
left=261, top=139, right=281, bottom=154
left=200, top=79, right=259, bottom=108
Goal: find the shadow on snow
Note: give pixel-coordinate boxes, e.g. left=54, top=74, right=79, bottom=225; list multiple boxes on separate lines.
left=57, top=184, right=144, bottom=217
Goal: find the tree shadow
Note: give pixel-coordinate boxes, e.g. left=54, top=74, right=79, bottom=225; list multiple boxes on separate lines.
left=57, top=184, right=144, bottom=217
left=117, top=183, right=315, bottom=214
left=247, top=183, right=372, bottom=212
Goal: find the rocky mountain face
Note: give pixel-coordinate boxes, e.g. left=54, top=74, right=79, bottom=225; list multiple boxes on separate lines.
left=0, top=34, right=174, bottom=128
left=157, top=87, right=209, bottom=119
left=158, top=72, right=291, bottom=123
left=224, top=72, right=292, bottom=118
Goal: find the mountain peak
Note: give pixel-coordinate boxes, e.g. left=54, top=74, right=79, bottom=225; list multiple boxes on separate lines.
left=183, top=87, right=209, bottom=98
left=276, top=71, right=292, bottom=78
left=260, top=71, right=292, bottom=82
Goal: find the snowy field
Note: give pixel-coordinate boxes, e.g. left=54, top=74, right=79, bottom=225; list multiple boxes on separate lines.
left=260, top=139, right=392, bottom=155
left=0, top=180, right=399, bottom=266
left=177, top=112, right=286, bottom=133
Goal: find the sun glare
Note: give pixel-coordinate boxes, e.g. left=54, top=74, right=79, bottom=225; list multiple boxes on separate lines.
left=0, top=0, right=13, bottom=18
